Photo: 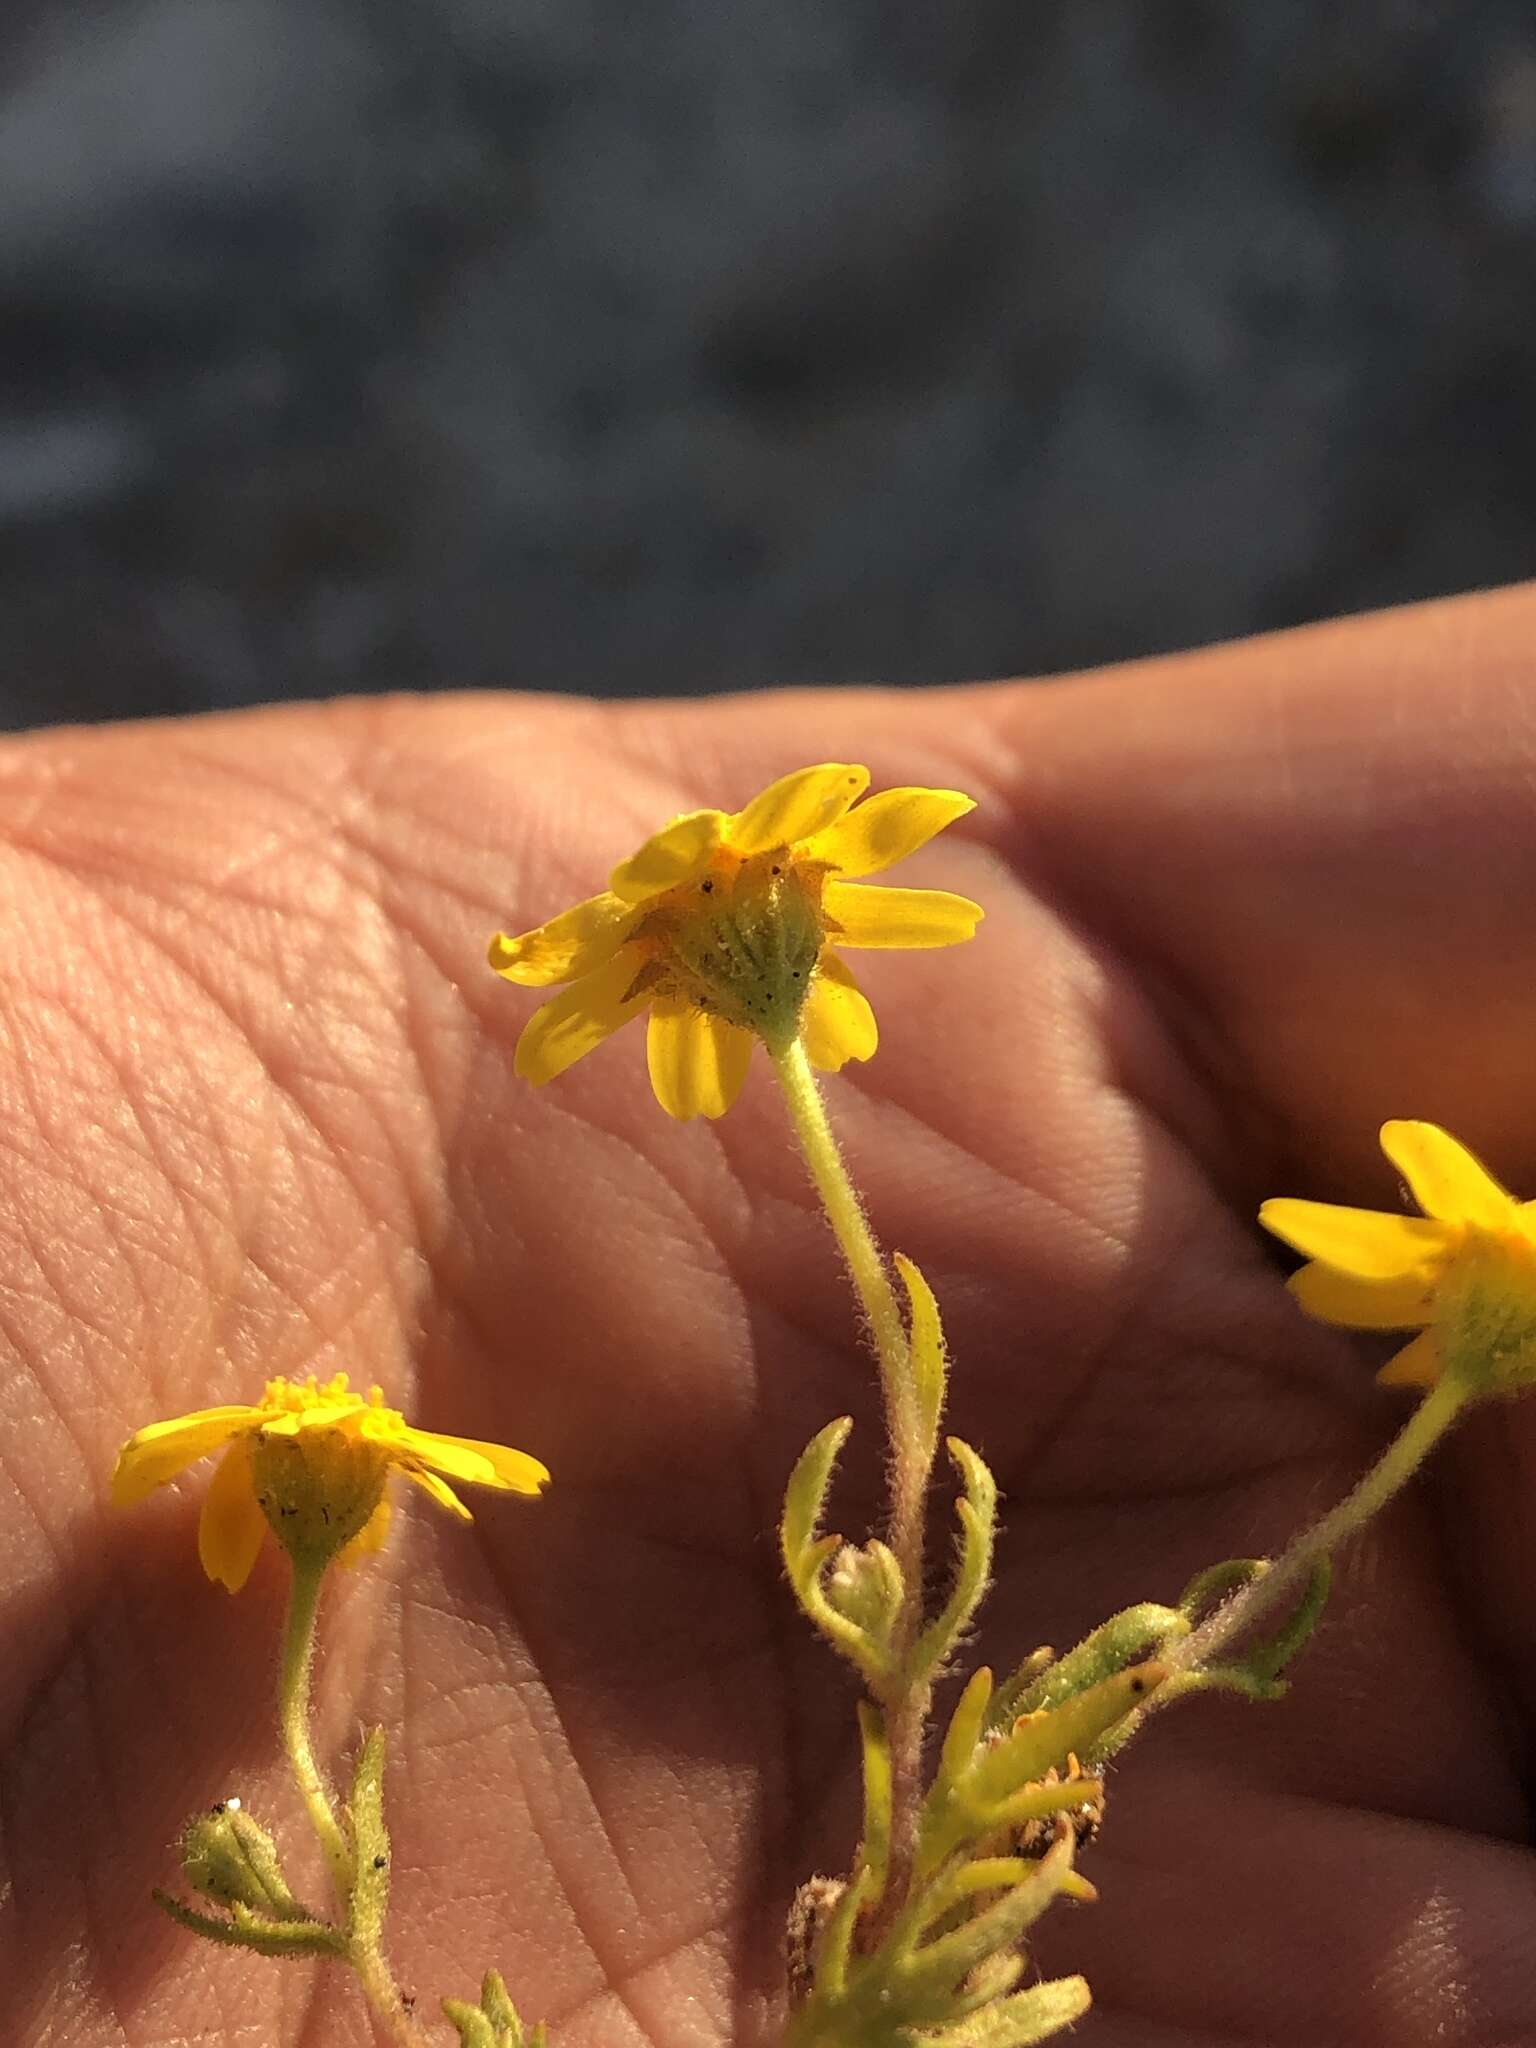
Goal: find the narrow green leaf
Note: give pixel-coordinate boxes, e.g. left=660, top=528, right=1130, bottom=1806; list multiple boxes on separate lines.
left=939, top=1666, right=994, bottom=1785
left=918, top=1973, right=1093, bottom=2045
left=914, top=1856, right=1032, bottom=1930
left=481, top=1970, right=522, bottom=2035
left=345, top=1727, right=391, bottom=1948
left=907, top=1440, right=997, bottom=1684
left=856, top=1702, right=892, bottom=1900
left=781, top=1417, right=853, bottom=1574
left=1004, top=1605, right=1186, bottom=1720
left=941, top=1947, right=1025, bottom=2018
left=897, top=1835, right=1079, bottom=2015
left=441, top=2001, right=498, bottom=2048
left=442, top=1968, right=544, bottom=2046
left=813, top=1867, right=872, bottom=2002
left=153, top=1888, right=344, bottom=1959
left=1242, top=1559, right=1331, bottom=1683
left=983, top=1771, right=1103, bottom=1840
left=969, top=1662, right=1165, bottom=1806
left=1177, top=1557, right=1331, bottom=1698
left=982, top=1647, right=1055, bottom=1734
left=914, top=1666, right=996, bottom=1878
left=894, top=1252, right=947, bottom=1467
left=780, top=1418, right=897, bottom=1684
left=1177, top=1557, right=1266, bottom=1622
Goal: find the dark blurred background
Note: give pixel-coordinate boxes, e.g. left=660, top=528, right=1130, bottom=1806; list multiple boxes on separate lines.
left=3, top=0, right=1535, bottom=728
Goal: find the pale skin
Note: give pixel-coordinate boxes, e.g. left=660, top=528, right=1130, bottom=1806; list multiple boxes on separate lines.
left=7, top=581, right=1536, bottom=2048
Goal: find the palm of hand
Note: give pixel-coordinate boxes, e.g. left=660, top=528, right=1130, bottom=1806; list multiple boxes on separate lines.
left=8, top=588, right=1536, bottom=2048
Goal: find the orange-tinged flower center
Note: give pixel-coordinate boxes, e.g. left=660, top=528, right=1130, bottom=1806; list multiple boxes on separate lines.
left=624, top=846, right=830, bottom=1046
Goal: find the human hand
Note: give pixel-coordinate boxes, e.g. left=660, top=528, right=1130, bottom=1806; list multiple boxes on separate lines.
left=9, top=581, right=1536, bottom=2046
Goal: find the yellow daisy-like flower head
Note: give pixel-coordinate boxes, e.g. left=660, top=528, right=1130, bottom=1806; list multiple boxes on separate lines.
left=489, top=763, right=983, bottom=1119
left=112, top=1372, right=549, bottom=1592
left=1259, top=1120, right=1536, bottom=1396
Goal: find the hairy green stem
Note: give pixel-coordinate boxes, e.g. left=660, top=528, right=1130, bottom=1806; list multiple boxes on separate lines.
left=1169, top=1371, right=1470, bottom=1675
left=352, top=1939, right=431, bottom=2048
left=279, top=1560, right=354, bottom=1902
left=772, top=1037, right=933, bottom=1917
left=279, top=1562, right=428, bottom=2047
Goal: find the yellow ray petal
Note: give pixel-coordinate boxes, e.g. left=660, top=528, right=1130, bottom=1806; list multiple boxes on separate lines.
left=646, top=1001, right=755, bottom=1120
left=337, top=1495, right=392, bottom=1569
left=800, top=951, right=878, bottom=1071
left=111, top=1404, right=261, bottom=1506
left=402, top=1462, right=474, bottom=1521
left=488, top=891, right=631, bottom=987
left=514, top=943, right=654, bottom=1086
left=804, top=786, right=975, bottom=878
left=1379, top=1120, right=1517, bottom=1228
left=1288, top=1262, right=1436, bottom=1329
left=392, top=1424, right=550, bottom=1496
left=197, top=1439, right=268, bottom=1592
left=823, top=881, right=984, bottom=949
left=727, top=764, right=870, bottom=855
left=1258, top=1198, right=1452, bottom=1279
left=609, top=809, right=725, bottom=902
left=1377, top=1329, right=1443, bottom=1388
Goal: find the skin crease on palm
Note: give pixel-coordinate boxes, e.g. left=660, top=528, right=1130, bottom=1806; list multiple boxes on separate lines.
left=7, top=584, right=1536, bottom=2048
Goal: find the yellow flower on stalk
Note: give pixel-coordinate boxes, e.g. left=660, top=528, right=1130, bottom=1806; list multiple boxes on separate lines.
left=1260, top=1120, right=1536, bottom=1395
left=112, top=1374, right=549, bottom=1592
left=489, top=763, right=982, bottom=1119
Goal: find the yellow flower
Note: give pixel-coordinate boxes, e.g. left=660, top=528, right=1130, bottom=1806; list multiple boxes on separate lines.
left=489, top=763, right=982, bottom=1119
left=1259, top=1120, right=1536, bottom=1395
left=112, top=1373, right=549, bottom=1592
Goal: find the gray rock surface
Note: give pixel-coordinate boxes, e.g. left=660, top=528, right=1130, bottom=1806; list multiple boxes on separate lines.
left=1, top=0, right=1533, bottom=723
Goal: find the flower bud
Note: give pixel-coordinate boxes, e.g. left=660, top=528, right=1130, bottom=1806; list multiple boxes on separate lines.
left=180, top=1799, right=306, bottom=1921
left=822, top=1539, right=904, bottom=1649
